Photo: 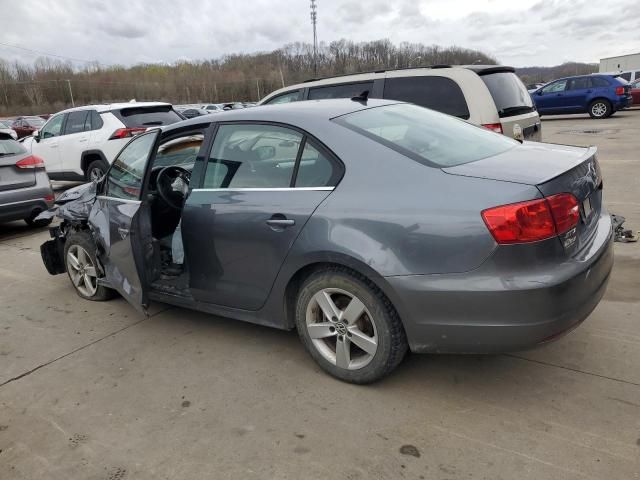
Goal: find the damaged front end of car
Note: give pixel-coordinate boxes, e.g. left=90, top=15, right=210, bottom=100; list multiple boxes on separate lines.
left=38, top=182, right=100, bottom=275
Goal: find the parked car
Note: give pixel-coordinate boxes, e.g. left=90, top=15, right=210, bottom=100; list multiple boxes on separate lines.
left=201, top=104, right=224, bottom=113
left=22, top=102, right=183, bottom=182
left=259, top=65, right=542, bottom=141
left=631, top=79, right=640, bottom=105
left=0, top=132, right=54, bottom=226
left=527, top=82, right=545, bottom=93
left=0, top=119, right=18, bottom=140
left=222, top=103, right=245, bottom=110
left=11, top=116, right=46, bottom=138
left=599, top=69, right=640, bottom=83
left=531, top=74, right=632, bottom=118
left=39, top=99, right=612, bottom=383
left=177, top=107, right=209, bottom=119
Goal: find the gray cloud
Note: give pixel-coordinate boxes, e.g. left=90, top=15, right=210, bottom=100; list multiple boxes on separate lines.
left=0, top=0, right=637, bottom=68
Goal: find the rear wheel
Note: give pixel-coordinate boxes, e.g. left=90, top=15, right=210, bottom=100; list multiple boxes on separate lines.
left=85, top=159, right=109, bottom=182
left=64, top=231, right=116, bottom=301
left=588, top=99, right=611, bottom=119
left=295, top=267, right=408, bottom=384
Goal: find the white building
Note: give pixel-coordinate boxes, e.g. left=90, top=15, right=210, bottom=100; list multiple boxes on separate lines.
left=599, top=52, right=640, bottom=73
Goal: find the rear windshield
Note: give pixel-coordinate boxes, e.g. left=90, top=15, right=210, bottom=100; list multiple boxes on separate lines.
left=114, top=105, right=183, bottom=127
left=0, top=137, right=26, bottom=156
left=335, top=103, right=517, bottom=168
left=481, top=72, right=534, bottom=118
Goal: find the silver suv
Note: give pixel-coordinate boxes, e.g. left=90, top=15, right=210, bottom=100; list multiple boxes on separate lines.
left=259, top=65, right=541, bottom=141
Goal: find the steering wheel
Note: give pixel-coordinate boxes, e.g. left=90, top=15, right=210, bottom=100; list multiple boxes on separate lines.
left=156, top=166, right=191, bottom=210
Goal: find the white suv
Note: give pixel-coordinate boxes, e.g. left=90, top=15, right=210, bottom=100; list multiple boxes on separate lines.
left=23, top=102, right=183, bottom=181
left=259, top=65, right=542, bottom=141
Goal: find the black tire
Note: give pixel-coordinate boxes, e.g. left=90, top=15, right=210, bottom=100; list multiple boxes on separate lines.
left=64, top=230, right=116, bottom=301
left=85, top=158, right=109, bottom=182
left=295, top=266, right=408, bottom=384
left=24, top=211, right=52, bottom=228
left=588, top=99, right=611, bottom=119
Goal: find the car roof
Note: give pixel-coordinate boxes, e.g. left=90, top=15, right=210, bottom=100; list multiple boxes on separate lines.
left=161, top=98, right=403, bottom=134
left=57, top=101, right=172, bottom=115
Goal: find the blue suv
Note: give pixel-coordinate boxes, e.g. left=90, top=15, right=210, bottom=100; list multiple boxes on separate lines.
left=531, top=74, right=632, bottom=118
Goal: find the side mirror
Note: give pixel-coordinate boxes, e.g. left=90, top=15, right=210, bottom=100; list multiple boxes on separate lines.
left=32, top=130, right=40, bottom=142
left=536, top=90, right=543, bottom=96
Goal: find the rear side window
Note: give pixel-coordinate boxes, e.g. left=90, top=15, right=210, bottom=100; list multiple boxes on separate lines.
left=383, top=76, right=470, bottom=119
left=308, top=82, right=373, bottom=100
left=0, top=137, right=26, bottom=155
left=264, top=90, right=302, bottom=105
left=295, top=142, right=340, bottom=187
left=481, top=72, right=534, bottom=118
left=335, top=104, right=517, bottom=168
left=114, top=105, right=182, bottom=128
left=568, top=77, right=591, bottom=90
left=591, top=77, right=610, bottom=88
left=64, top=111, right=89, bottom=135
left=87, top=110, right=103, bottom=130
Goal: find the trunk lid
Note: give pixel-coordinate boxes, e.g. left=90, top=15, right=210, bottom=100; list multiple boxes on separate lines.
left=0, top=152, right=36, bottom=191
left=444, top=142, right=603, bottom=253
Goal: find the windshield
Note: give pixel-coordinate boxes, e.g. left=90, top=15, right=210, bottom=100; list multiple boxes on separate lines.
left=0, top=137, right=27, bottom=156
left=335, top=103, right=518, bottom=168
left=481, top=72, right=534, bottom=118
left=0, top=120, right=12, bottom=128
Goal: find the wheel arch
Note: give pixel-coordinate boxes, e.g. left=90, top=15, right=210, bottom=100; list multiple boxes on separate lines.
left=280, top=254, right=409, bottom=331
left=80, top=150, right=108, bottom=174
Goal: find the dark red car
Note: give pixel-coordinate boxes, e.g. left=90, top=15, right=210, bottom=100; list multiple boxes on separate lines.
left=631, top=79, right=640, bottom=105
left=11, top=116, right=46, bottom=139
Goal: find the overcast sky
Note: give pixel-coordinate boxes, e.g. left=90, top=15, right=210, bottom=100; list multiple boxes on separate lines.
left=1, top=0, right=638, bottom=68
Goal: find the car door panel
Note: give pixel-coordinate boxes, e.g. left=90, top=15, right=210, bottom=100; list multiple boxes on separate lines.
left=90, top=130, right=159, bottom=312
left=182, top=188, right=332, bottom=310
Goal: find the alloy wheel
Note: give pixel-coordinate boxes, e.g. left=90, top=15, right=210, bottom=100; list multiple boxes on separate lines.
left=305, top=288, right=378, bottom=370
left=592, top=102, right=607, bottom=117
left=89, top=167, right=104, bottom=182
left=66, top=245, right=98, bottom=297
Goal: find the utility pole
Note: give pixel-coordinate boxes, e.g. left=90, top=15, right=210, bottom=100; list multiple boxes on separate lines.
left=66, top=79, right=74, bottom=107
left=310, top=0, right=318, bottom=77
left=279, top=67, right=285, bottom=88
left=256, top=78, right=261, bottom=101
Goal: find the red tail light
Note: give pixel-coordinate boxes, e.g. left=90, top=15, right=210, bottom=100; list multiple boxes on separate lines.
left=482, top=193, right=580, bottom=244
left=482, top=123, right=503, bottom=134
left=615, top=86, right=625, bottom=95
left=44, top=194, right=55, bottom=202
left=109, top=127, right=146, bottom=140
left=15, top=155, right=45, bottom=169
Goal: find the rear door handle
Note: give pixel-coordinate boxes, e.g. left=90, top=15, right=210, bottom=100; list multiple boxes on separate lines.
left=266, top=214, right=295, bottom=228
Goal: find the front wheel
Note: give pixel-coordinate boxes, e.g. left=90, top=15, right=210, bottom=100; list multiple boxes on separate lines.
left=85, top=159, right=109, bottom=182
left=64, top=231, right=116, bottom=301
left=588, top=99, right=611, bottom=119
left=295, top=267, right=408, bottom=384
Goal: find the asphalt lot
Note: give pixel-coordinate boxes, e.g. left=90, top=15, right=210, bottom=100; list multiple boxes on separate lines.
left=1, top=110, right=639, bottom=480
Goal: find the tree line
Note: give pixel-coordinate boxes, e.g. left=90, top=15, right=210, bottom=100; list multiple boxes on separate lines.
left=0, top=39, right=497, bottom=115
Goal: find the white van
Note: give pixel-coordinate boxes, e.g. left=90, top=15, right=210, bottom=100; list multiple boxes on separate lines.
left=259, top=65, right=542, bottom=141
left=599, top=70, right=640, bottom=83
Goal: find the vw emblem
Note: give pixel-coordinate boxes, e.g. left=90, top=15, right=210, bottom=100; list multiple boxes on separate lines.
left=335, top=322, right=348, bottom=336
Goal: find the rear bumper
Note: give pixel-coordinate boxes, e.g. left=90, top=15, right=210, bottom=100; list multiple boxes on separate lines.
left=0, top=175, right=54, bottom=223
left=386, top=212, right=614, bottom=353
left=613, top=96, right=632, bottom=110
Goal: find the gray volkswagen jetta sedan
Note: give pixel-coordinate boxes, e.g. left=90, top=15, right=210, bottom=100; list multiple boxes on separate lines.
left=39, top=99, right=613, bottom=383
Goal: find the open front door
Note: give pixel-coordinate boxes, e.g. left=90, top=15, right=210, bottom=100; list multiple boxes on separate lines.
left=89, top=130, right=159, bottom=313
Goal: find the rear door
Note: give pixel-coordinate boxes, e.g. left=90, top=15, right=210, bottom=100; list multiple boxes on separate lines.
left=90, top=130, right=159, bottom=312
left=182, top=123, right=342, bottom=310
left=564, top=77, right=592, bottom=112
left=58, top=110, right=92, bottom=172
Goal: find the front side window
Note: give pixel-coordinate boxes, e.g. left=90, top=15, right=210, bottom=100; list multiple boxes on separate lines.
left=335, top=103, right=517, bottom=168
left=542, top=80, right=567, bottom=94
left=308, top=82, right=373, bottom=100
left=384, top=76, right=470, bottom=119
left=106, top=131, right=158, bottom=200
left=40, top=114, right=64, bottom=139
left=204, top=124, right=302, bottom=189
left=264, top=90, right=302, bottom=105
left=64, top=111, right=89, bottom=135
